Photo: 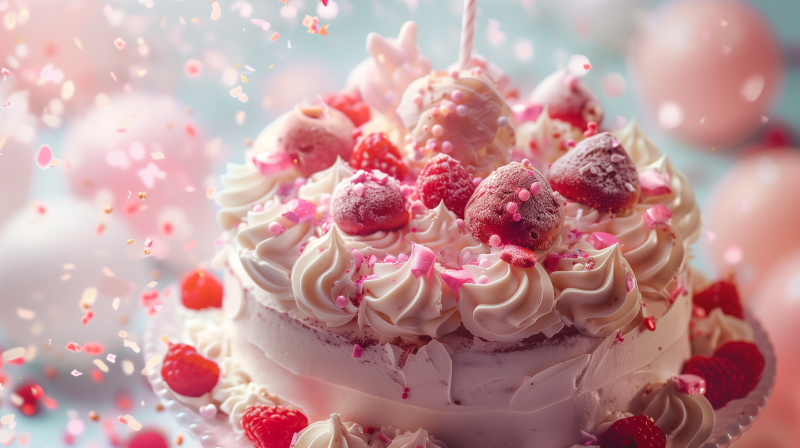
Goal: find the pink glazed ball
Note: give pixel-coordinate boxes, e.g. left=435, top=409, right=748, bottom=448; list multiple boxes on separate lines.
left=705, top=149, right=800, bottom=300
left=629, top=0, right=783, bottom=148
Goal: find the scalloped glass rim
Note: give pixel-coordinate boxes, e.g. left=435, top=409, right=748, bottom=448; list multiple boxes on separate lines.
left=144, top=301, right=776, bottom=448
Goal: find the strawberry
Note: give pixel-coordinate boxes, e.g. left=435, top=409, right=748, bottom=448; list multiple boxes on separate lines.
left=161, top=343, right=220, bottom=397
left=416, top=154, right=475, bottom=218
left=528, top=69, right=604, bottom=131
left=322, top=90, right=370, bottom=127
left=351, top=132, right=408, bottom=180
left=242, top=405, right=309, bottom=448
left=465, top=162, right=565, bottom=251
left=714, top=341, right=765, bottom=399
left=682, top=355, right=744, bottom=409
left=332, top=170, right=408, bottom=235
left=181, top=269, right=223, bottom=310
left=598, top=415, right=666, bottom=448
left=547, top=132, right=640, bottom=214
left=693, top=279, right=744, bottom=319
left=14, top=382, right=44, bottom=416
left=129, top=431, right=169, bottom=448
left=500, top=245, right=538, bottom=268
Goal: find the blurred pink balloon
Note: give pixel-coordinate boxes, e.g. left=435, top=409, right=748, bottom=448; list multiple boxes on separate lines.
left=705, top=149, right=800, bottom=299
left=629, top=0, right=783, bottom=148
left=63, top=93, right=219, bottom=271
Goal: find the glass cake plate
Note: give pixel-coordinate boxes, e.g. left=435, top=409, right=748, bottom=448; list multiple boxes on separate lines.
left=144, top=299, right=776, bottom=448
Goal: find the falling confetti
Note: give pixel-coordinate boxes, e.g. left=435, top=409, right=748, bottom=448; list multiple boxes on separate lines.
left=211, top=1, right=221, bottom=20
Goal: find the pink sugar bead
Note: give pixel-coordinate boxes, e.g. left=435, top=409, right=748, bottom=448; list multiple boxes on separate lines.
left=506, top=202, right=518, bottom=214
left=251, top=204, right=265, bottom=212
left=587, top=232, right=619, bottom=250
left=456, top=105, right=469, bottom=117
left=410, top=200, right=427, bottom=215
left=451, top=89, right=464, bottom=102
left=673, top=374, right=706, bottom=395
left=626, top=270, right=635, bottom=292
left=518, top=189, right=530, bottom=201
left=530, top=182, right=542, bottom=195
left=432, top=124, right=444, bottom=137
left=449, top=70, right=460, bottom=79
left=639, top=168, right=672, bottom=197
left=335, top=295, right=348, bottom=309
left=566, top=139, right=576, bottom=148
left=477, top=275, right=490, bottom=285
left=513, top=213, right=521, bottom=221
left=488, top=234, right=502, bottom=247
left=643, top=205, right=673, bottom=229
left=456, top=218, right=465, bottom=232
left=352, top=344, right=364, bottom=358
left=472, top=177, right=483, bottom=187
left=353, top=183, right=366, bottom=197
left=521, top=158, right=531, bottom=166
left=268, top=221, right=284, bottom=235
left=441, top=140, right=453, bottom=153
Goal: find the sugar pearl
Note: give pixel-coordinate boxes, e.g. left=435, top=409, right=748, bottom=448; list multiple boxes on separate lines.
left=497, top=116, right=510, bottom=128
left=456, top=105, right=469, bottom=117
left=450, top=70, right=460, bottom=79
left=479, top=258, right=492, bottom=268
left=451, top=89, right=464, bottom=102
left=412, top=94, right=423, bottom=108
left=513, top=213, right=522, bottom=221
left=472, top=177, right=483, bottom=187
left=251, top=204, right=264, bottom=212
left=432, top=124, right=444, bottom=137
left=456, top=218, right=465, bottom=232
left=489, top=234, right=502, bottom=247
left=422, top=125, right=430, bottom=133
left=441, top=140, right=453, bottom=153
left=477, top=275, right=490, bottom=285
left=335, top=296, right=348, bottom=309
left=518, top=189, right=530, bottom=201
left=530, top=182, right=542, bottom=195
left=521, top=158, right=531, bottom=166
left=506, top=202, right=518, bottom=214
left=268, top=221, right=284, bottom=235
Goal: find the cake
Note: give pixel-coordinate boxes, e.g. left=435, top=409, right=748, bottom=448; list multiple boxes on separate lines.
left=151, top=19, right=767, bottom=448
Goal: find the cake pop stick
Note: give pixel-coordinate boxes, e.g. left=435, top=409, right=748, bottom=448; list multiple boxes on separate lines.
left=457, top=0, right=477, bottom=70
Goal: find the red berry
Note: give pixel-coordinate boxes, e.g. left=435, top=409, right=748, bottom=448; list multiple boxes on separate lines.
left=416, top=154, right=475, bottom=218
left=714, top=341, right=765, bottom=399
left=332, top=170, right=408, bottom=236
left=547, top=132, right=640, bottom=213
left=128, top=431, right=169, bottom=448
left=242, top=405, right=309, bottom=448
left=161, top=343, right=220, bottom=397
left=598, top=415, right=666, bottom=448
left=322, top=90, right=370, bottom=127
left=351, top=133, right=408, bottom=180
left=682, top=355, right=744, bottom=409
left=693, top=279, right=744, bottom=319
left=465, top=162, right=565, bottom=251
left=277, top=105, right=355, bottom=177
left=500, top=245, right=538, bottom=268
left=529, top=69, right=604, bottom=131
left=182, top=269, right=223, bottom=310
left=14, top=382, right=44, bottom=416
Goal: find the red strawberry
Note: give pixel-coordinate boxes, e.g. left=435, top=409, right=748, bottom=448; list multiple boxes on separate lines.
left=14, top=382, right=44, bottom=416
left=161, top=343, right=219, bottom=397
left=351, top=132, right=408, bottom=180
left=181, top=269, right=223, bottom=310
left=332, top=170, right=408, bottom=235
left=682, top=355, right=744, bottom=409
left=528, top=69, right=604, bottom=131
left=547, top=132, right=640, bottom=213
left=500, top=245, right=538, bottom=268
left=693, top=279, right=744, bottom=319
left=242, top=405, right=309, bottom=448
left=598, top=415, right=666, bottom=448
left=322, top=90, right=370, bottom=127
left=416, top=154, right=475, bottom=218
left=465, top=162, right=565, bottom=251
left=714, top=341, right=765, bottom=399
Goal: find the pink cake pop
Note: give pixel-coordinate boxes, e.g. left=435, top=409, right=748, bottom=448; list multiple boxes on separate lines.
left=276, top=105, right=355, bottom=177
left=527, top=69, right=604, bottom=131
left=332, top=170, right=408, bottom=236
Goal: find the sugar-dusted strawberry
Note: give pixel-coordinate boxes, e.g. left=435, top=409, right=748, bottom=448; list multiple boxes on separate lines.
left=547, top=132, right=640, bottom=213
left=416, top=154, right=475, bottom=218
left=528, top=69, right=604, bottom=131
left=351, top=132, right=408, bottom=180
left=181, top=269, right=223, bottom=310
left=465, top=162, right=565, bottom=251
left=161, top=343, right=219, bottom=397
left=332, top=170, right=408, bottom=236
left=322, top=90, right=370, bottom=127
left=501, top=245, right=538, bottom=268
left=693, top=278, right=744, bottom=319
left=598, top=415, right=666, bottom=448
left=242, top=405, right=309, bottom=448
left=682, top=355, right=744, bottom=409
left=276, top=105, right=355, bottom=177
left=714, top=341, right=765, bottom=399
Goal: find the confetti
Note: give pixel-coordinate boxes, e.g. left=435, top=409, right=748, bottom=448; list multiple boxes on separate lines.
left=74, top=37, right=83, bottom=49
left=145, top=238, right=153, bottom=248
left=107, top=354, right=117, bottom=363
left=110, top=71, right=117, bottom=82
left=62, top=80, right=75, bottom=100
left=211, top=1, right=221, bottom=20
left=112, top=297, right=120, bottom=310
left=80, top=287, right=98, bottom=310
left=113, top=38, right=126, bottom=50
left=66, top=342, right=83, bottom=353
left=81, top=310, right=94, bottom=326
left=239, top=93, right=249, bottom=103
left=160, top=14, right=167, bottom=29
left=245, top=65, right=256, bottom=72
left=71, top=370, right=83, bottom=377
left=150, top=152, right=164, bottom=160
left=122, top=360, right=134, bottom=375
left=16, top=309, right=34, bottom=320
left=160, top=334, right=171, bottom=344
left=141, top=354, right=163, bottom=375
left=147, top=281, right=158, bottom=288
left=124, top=340, right=141, bottom=353
left=93, top=359, right=109, bottom=373
left=123, top=414, right=142, bottom=431
left=89, top=411, right=100, bottom=421
left=240, top=74, right=248, bottom=83
left=229, top=85, right=242, bottom=97
left=102, top=267, right=115, bottom=277
left=182, top=240, right=197, bottom=252
left=119, top=330, right=128, bottom=338
left=251, top=19, right=270, bottom=30
left=270, top=32, right=281, bottom=42
left=126, top=239, right=134, bottom=245
left=185, top=59, right=203, bottom=78
left=206, top=185, right=217, bottom=199
left=104, top=205, right=113, bottom=214
left=0, top=415, right=14, bottom=425
left=2, top=347, right=24, bottom=362
left=35, top=144, right=53, bottom=169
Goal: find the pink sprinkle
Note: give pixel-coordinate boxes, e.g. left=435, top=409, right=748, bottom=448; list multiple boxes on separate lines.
left=397, top=253, right=409, bottom=263
left=145, top=238, right=153, bottom=248
left=456, top=219, right=465, bottom=232
left=270, top=32, right=281, bottom=42
left=587, top=232, right=618, bottom=250
left=441, top=269, right=474, bottom=292
left=643, top=205, right=673, bottom=229
left=497, top=116, right=510, bottom=128
left=456, top=105, right=469, bottom=117
left=410, top=243, right=436, bottom=279
left=40, top=68, right=54, bottom=79
left=639, top=169, right=672, bottom=197
left=335, top=296, right=348, bottom=309
left=384, top=255, right=398, bottom=264
left=410, top=200, right=427, bottom=215
left=521, top=158, right=531, bottom=166
left=518, top=189, right=530, bottom=201
left=282, top=198, right=317, bottom=223
left=1, top=68, right=11, bottom=76
left=671, top=281, right=685, bottom=302
left=512, top=213, right=521, bottom=221
left=530, top=182, right=542, bottom=195
left=451, top=89, right=464, bottom=102
left=626, top=270, right=634, bottom=292
left=353, top=183, right=366, bottom=197
left=379, top=433, right=391, bottom=442
left=615, top=331, right=625, bottom=343
left=472, top=177, right=483, bottom=187
left=488, top=234, right=502, bottom=247
left=291, top=432, right=299, bottom=447
left=113, top=38, right=126, bottom=50
left=566, top=139, right=576, bottom=148
left=251, top=204, right=265, bottom=212
left=673, top=374, right=706, bottom=395
left=110, top=71, right=117, bottom=82
left=66, top=342, right=83, bottom=353
left=107, top=354, right=116, bottom=363
left=268, top=221, right=285, bottom=235
left=506, top=202, right=518, bottom=214
left=432, top=124, right=444, bottom=137
left=81, top=310, right=94, bottom=326
left=351, top=249, right=364, bottom=270
left=477, top=275, right=490, bottom=285
left=610, top=154, right=625, bottom=163
left=367, top=254, right=378, bottom=268
left=441, top=140, right=453, bottom=153
left=352, top=344, right=364, bottom=358
left=35, top=144, right=53, bottom=169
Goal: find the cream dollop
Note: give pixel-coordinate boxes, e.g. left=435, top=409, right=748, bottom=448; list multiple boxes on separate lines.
left=386, top=429, right=448, bottom=448
left=641, top=380, right=715, bottom=448
left=215, top=161, right=299, bottom=230
left=635, top=154, right=702, bottom=247
left=360, top=253, right=460, bottom=338
left=405, top=202, right=477, bottom=268
left=612, top=119, right=662, bottom=168
left=182, top=318, right=231, bottom=362
left=691, top=308, right=754, bottom=356
left=299, top=156, right=354, bottom=207
left=292, top=226, right=360, bottom=327
left=459, top=252, right=562, bottom=342
left=515, top=108, right=583, bottom=164
left=550, top=244, right=642, bottom=338
left=350, top=230, right=411, bottom=257
left=294, top=413, right=369, bottom=448
left=212, top=358, right=277, bottom=434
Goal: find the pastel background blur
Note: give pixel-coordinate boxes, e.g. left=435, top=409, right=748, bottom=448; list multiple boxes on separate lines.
left=0, top=0, right=798, bottom=446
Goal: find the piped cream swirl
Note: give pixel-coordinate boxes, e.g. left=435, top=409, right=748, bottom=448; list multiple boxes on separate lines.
left=691, top=308, right=754, bottom=356
left=550, top=244, right=642, bottom=338
left=612, top=119, right=662, bottom=168
left=405, top=202, right=477, bottom=268
left=298, top=156, right=354, bottom=206
left=387, top=429, right=448, bottom=448
left=350, top=230, right=411, bottom=257
left=515, top=108, right=583, bottom=164
left=211, top=358, right=277, bottom=434
left=215, top=162, right=299, bottom=230
left=641, top=380, right=715, bottom=448
left=294, top=413, right=369, bottom=448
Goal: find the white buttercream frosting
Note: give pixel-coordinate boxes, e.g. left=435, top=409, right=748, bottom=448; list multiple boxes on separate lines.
left=405, top=202, right=477, bottom=268
left=386, top=428, right=448, bottom=448
left=515, top=108, right=583, bottom=164
left=360, top=255, right=460, bottom=338
left=215, top=161, right=299, bottom=230
left=350, top=230, right=411, bottom=257
left=182, top=318, right=231, bottom=362
left=294, top=413, right=369, bottom=448
left=299, top=156, right=354, bottom=206
left=612, top=119, right=662, bottom=168
left=550, top=244, right=642, bottom=338
left=292, top=226, right=360, bottom=327
left=212, top=358, right=277, bottom=434
left=691, top=308, right=754, bottom=357
left=641, top=380, right=715, bottom=448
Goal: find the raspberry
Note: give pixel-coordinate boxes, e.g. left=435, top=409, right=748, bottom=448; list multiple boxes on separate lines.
left=332, top=170, right=408, bottom=235
left=465, top=162, right=565, bottom=250
left=161, top=343, right=220, bottom=397
left=547, top=132, right=640, bottom=214
left=322, top=90, right=370, bottom=127
left=598, top=415, right=666, bottom=448
left=181, top=269, right=223, bottom=310
left=500, top=245, right=538, bottom=268
left=682, top=355, right=744, bottom=409
left=693, top=279, right=744, bottom=319
left=242, top=405, right=309, bottom=448
left=416, top=154, right=475, bottom=219
left=351, top=133, right=408, bottom=180
left=714, top=341, right=765, bottom=399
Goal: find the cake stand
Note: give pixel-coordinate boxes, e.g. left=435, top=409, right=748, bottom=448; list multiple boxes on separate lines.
left=144, top=300, right=776, bottom=448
